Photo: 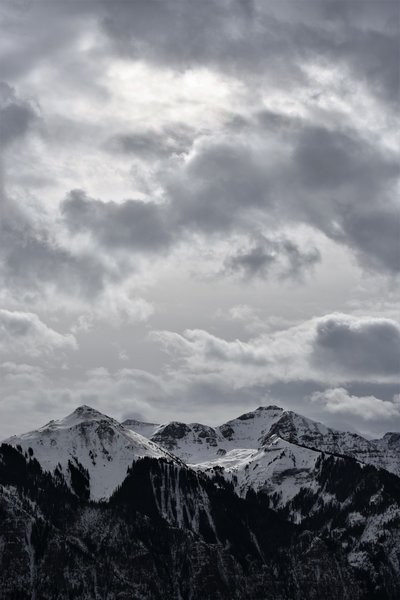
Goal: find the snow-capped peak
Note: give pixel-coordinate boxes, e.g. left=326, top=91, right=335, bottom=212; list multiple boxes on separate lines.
left=217, top=405, right=285, bottom=448
left=3, top=405, right=178, bottom=500
left=37, top=405, right=117, bottom=431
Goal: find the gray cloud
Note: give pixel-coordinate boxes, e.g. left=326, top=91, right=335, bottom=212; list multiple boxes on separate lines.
left=0, top=0, right=398, bottom=438
left=293, top=126, right=393, bottom=190
left=154, top=313, right=400, bottom=384
left=62, top=189, right=171, bottom=253
left=0, top=309, right=76, bottom=357
left=0, top=1, right=99, bottom=81
left=168, top=141, right=273, bottom=234
left=1, top=224, right=107, bottom=300
left=99, top=1, right=399, bottom=103
left=0, top=194, right=107, bottom=302
left=0, top=84, right=108, bottom=302
left=0, top=81, right=37, bottom=146
left=4, top=0, right=396, bottom=108
left=105, top=127, right=192, bottom=160
left=224, top=235, right=320, bottom=280
left=312, top=315, right=400, bottom=377
left=337, top=207, right=400, bottom=274
left=289, top=126, right=399, bottom=272
left=161, top=122, right=399, bottom=273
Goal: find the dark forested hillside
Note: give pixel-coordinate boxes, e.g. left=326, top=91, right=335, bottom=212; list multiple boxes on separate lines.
left=1, top=444, right=399, bottom=600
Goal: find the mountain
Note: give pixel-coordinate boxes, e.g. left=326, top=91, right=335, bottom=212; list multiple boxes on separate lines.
left=125, top=406, right=400, bottom=493
left=263, top=410, right=400, bottom=476
left=1, top=404, right=399, bottom=599
left=123, top=405, right=285, bottom=463
left=1, top=442, right=400, bottom=599
left=4, top=405, right=179, bottom=500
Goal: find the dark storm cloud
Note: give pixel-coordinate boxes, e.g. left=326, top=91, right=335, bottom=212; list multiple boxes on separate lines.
left=272, top=0, right=400, bottom=105
left=0, top=83, right=110, bottom=302
left=163, top=122, right=399, bottom=274
left=0, top=82, right=37, bottom=146
left=311, top=315, right=400, bottom=377
left=168, top=142, right=273, bottom=234
left=289, top=126, right=400, bottom=273
left=98, top=0, right=399, bottom=274
left=293, top=127, right=389, bottom=190
left=99, top=0, right=399, bottom=104
left=0, top=1, right=99, bottom=81
left=1, top=0, right=397, bottom=275
left=0, top=209, right=107, bottom=300
left=61, top=118, right=398, bottom=275
left=5, top=0, right=393, bottom=109
left=338, top=207, right=400, bottom=274
left=224, top=235, right=320, bottom=280
left=62, top=190, right=171, bottom=253
left=291, top=127, right=399, bottom=207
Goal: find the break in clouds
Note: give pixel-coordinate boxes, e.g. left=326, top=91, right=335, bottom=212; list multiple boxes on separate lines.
left=0, top=0, right=399, bottom=438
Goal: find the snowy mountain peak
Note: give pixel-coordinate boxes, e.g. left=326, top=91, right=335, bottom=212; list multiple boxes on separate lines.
left=217, top=405, right=285, bottom=447
left=257, top=404, right=284, bottom=412
left=236, top=405, right=284, bottom=420
left=38, top=405, right=117, bottom=433
left=261, top=410, right=328, bottom=445
left=125, top=405, right=400, bottom=481
left=3, top=405, right=178, bottom=500
left=70, top=404, right=106, bottom=420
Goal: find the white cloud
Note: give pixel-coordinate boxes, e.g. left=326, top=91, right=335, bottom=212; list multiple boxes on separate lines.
left=0, top=309, right=76, bottom=358
left=152, top=313, right=400, bottom=386
left=72, top=287, right=154, bottom=332
left=311, top=387, right=400, bottom=421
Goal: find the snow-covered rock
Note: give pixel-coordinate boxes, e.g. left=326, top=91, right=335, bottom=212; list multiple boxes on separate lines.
left=126, top=405, right=400, bottom=480
left=4, top=405, right=178, bottom=500
left=124, top=406, right=285, bottom=464
left=124, top=405, right=400, bottom=511
left=195, top=436, right=322, bottom=511
left=263, top=410, right=400, bottom=477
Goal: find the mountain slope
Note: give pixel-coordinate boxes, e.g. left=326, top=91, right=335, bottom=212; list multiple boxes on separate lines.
left=1, top=405, right=400, bottom=598
left=4, top=405, right=178, bottom=500
left=1, top=443, right=400, bottom=599
left=264, top=410, right=400, bottom=476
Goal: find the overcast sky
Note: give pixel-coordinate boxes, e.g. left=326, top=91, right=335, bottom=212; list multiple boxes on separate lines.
left=0, top=0, right=399, bottom=438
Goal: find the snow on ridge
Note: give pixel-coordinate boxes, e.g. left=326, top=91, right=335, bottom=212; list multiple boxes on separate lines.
left=125, top=404, right=400, bottom=487
left=124, top=405, right=287, bottom=463
left=4, top=403, right=400, bottom=505
left=3, top=405, right=177, bottom=501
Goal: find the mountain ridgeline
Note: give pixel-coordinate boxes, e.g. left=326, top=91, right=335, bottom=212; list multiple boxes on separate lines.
left=1, top=405, right=399, bottom=599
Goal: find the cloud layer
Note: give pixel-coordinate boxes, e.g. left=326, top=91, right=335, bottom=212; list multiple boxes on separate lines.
left=0, top=1, right=398, bottom=437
